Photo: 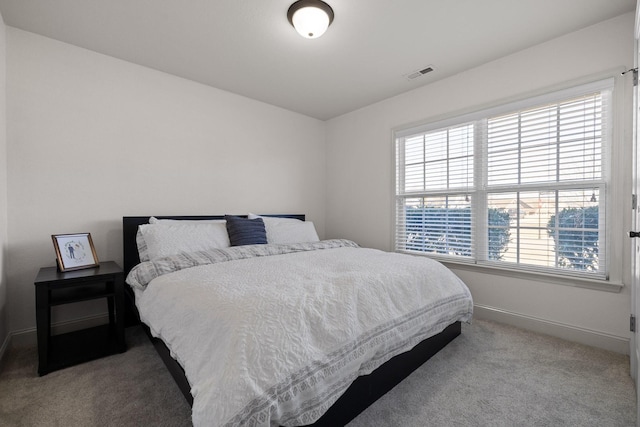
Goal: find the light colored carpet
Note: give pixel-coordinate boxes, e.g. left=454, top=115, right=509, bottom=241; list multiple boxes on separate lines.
left=0, top=319, right=635, bottom=426
left=0, top=325, right=191, bottom=426
left=348, top=320, right=635, bottom=427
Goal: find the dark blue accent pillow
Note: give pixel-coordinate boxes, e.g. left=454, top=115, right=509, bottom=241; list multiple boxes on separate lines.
left=225, top=215, right=267, bottom=246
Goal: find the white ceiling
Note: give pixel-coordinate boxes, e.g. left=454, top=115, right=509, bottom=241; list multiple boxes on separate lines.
left=0, top=0, right=635, bottom=120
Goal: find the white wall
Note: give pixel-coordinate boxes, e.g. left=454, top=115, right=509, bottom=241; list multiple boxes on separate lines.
left=326, top=13, right=635, bottom=353
left=0, top=12, right=7, bottom=354
left=4, top=13, right=636, bottom=354
left=6, top=28, right=326, bottom=334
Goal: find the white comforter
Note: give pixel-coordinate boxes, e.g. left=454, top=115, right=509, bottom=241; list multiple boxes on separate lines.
left=128, top=240, right=473, bottom=426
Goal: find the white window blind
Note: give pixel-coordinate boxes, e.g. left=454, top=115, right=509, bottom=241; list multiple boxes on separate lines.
left=395, top=79, right=612, bottom=279
left=397, top=124, right=475, bottom=258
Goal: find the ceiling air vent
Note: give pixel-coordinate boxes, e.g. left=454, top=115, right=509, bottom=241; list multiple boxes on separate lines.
left=406, top=66, right=434, bottom=81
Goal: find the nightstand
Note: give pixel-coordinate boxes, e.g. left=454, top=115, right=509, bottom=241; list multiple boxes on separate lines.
left=34, top=261, right=126, bottom=375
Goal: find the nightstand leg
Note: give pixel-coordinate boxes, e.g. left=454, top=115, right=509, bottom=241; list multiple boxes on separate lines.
left=114, top=276, right=125, bottom=352
left=35, top=287, right=50, bottom=375
left=107, top=293, right=115, bottom=326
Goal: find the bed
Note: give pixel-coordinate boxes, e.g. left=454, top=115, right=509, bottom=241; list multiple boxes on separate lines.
left=122, top=215, right=473, bottom=426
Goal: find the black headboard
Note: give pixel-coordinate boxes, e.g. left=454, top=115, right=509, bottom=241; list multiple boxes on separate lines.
left=122, top=214, right=305, bottom=276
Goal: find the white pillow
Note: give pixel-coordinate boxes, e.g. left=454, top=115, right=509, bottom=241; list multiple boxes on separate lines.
left=149, top=216, right=225, bottom=224
left=139, top=222, right=231, bottom=260
left=136, top=217, right=227, bottom=261
left=248, top=214, right=319, bottom=244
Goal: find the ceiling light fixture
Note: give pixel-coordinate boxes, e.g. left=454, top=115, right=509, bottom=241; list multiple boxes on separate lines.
left=287, top=0, right=334, bottom=39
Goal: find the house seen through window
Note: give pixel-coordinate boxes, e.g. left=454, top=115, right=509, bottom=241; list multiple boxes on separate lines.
left=394, top=79, right=612, bottom=279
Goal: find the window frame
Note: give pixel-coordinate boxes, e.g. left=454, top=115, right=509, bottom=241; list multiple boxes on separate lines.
left=393, top=78, right=620, bottom=289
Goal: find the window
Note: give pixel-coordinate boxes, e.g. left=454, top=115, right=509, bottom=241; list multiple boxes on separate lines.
left=394, top=79, right=612, bottom=280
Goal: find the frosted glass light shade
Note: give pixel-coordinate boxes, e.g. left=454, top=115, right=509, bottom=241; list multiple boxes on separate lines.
left=292, top=7, right=329, bottom=38
left=287, top=1, right=334, bottom=39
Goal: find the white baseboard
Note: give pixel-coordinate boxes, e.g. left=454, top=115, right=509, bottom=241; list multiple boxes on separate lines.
left=474, top=304, right=630, bottom=355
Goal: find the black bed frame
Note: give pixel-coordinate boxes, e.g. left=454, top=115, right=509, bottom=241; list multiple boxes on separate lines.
left=122, top=215, right=461, bottom=426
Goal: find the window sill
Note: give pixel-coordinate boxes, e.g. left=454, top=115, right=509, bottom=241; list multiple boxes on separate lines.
left=400, top=252, right=624, bottom=293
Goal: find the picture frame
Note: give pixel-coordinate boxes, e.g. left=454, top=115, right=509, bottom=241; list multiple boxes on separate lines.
left=51, top=233, right=100, bottom=272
